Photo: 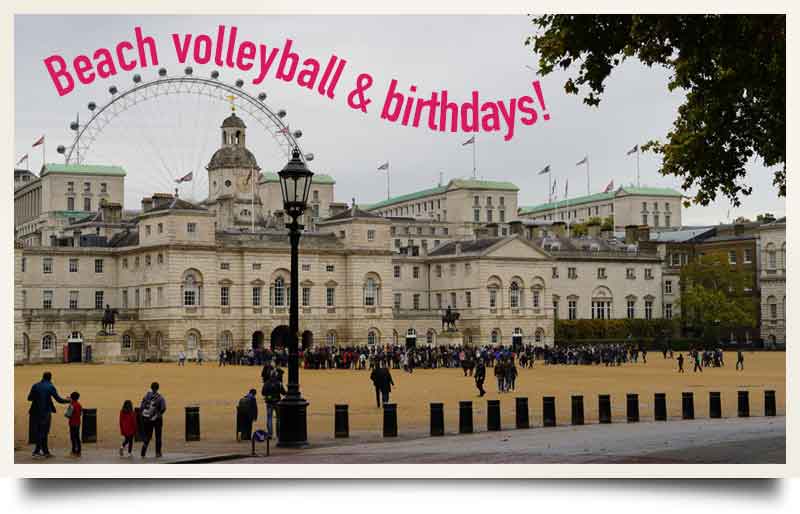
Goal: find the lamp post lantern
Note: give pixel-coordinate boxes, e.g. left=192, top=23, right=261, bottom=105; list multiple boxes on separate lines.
left=276, top=147, right=313, bottom=447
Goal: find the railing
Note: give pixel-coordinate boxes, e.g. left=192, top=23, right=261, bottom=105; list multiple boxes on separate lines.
left=22, top=308, right=139, bottom=321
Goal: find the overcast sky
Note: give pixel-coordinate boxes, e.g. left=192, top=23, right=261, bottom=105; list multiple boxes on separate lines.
left=14, top=15, right=784, bottom=225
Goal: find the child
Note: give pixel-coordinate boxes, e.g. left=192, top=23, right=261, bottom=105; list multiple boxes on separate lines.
left=67, top=391, right=82, bottom=457
left=119, top=400, right=137, bottom=457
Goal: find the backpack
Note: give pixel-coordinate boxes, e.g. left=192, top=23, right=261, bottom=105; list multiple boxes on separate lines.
left=238, top=395, right=251, bottom=411
left=142, top=393, right=161, bottom=420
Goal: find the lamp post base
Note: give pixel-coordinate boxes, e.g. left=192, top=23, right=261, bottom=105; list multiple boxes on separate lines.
left=276, top=396, right=309, bottom=448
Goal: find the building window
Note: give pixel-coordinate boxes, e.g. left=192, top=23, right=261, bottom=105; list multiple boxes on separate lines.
left=301, top=263, right=311, bottom=272
left=491, top=330, right=500, bottom=345
left=21, top=257, right=26, bottom=273
left=393, top=265, right=401, bottom=279
left=367, top=330, right=378, bottom=346
left=187, top=223, right=197, bottom=233
left=122, top=290, right=128, bottom=309
left=465, top=291, right=472, bottom=308
left=145, top=225, right=151, bottom=236
left=499, top=210, right=505, bottom=222
left=729, top=250, right=737, bottom=265
left=252, top=263, right=261, bottom=270
left=67, top=197, right=75, bottom=210
left=510, top=282, right=521, bottom=308
left=642, top=214, right=648, bottom=225
left=597, top=267, right=606, bottom=279
left=532, top=289, right=540, bottom=308
left=654, top=214, right=660, bottom=227
left=94, top=291, right=104, bottom=310
left=84, top=197, right=91, bottom=211
left=220, top=262, right=230, bottom=270
left=145, top=288, right=151, bottom=307
left=42, top=290, right=53, bottom=309
left=326, top=264, right=335, bottom=272
left=135, top=289, right=140, bottom=307
left=627, top=300, right=635, bottom=319
left=69, top=291, right=79, bottom=310
left=394, top=293, right=402, bottom=310
left=473, top=209, right=480, bottom=223
left=157, top=223, right=163, bottom=233
left=473, top=195, right=480, bottom=206
left=435, top=265, right=442, bottom=278
left=274, top=278, right=285, bottom=307
left=183, top=273, right=200, bottom=306
left=367, top=229, right=375, bottom=241
left=592, top=300, right=611, bottom=320
left=486, top=209, right=493, bottom=223
left=145, top=255, right=151, bottom=266
left=413, top=294, right=420, bottom=310
left=645, top=300, right=653, bottom=320
left=644, top=268, right=653, bottom=280
left=552, top=267, right=559, bottom=279
left=413, top=266, right=420, bottom=279
left=43, top=257, right=53, bottom=274
left=157, top=253, right=164, bottom=264
left=134, top=256, right=140, bottom=267
left=665, top=215, right=671, bottom=227
left=568, top=299, right=577, bottom=320
left=326, top=287, right=335, bottom=307
left=157, top=287, right=163, bottom=305
left=42, top=334, right=55, bottom=351
left=489, top=289, right=498, bottom=309
left=450, top=292, right=457, bottom=309
left=364, top=278, right=377, bottom=306
left=220, top=286, right=230, bottom=306
left=95, top=259, right=104, bottom=273
left=744, top=248, right=753, bottom=264
left=449, top=263, right=456, bottom=277
left=665, top=303, right=673, bottom=320
left=66, top=181, right=74, bottom=192
left=252, top=287, right=262, bottom=307
left=302, top=287, right=311, bottom=307
left=568, top=267, right=577, bottom=279
left=665, top=280, right=673, bottom=294
left=68, top=258, right=78, bottom=273
left=122, top=258, right=128, bottom=269
left=626, top=268, right=635, bottom=279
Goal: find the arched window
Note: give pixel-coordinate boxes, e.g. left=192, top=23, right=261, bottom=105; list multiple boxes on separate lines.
left=367, top=330, right=378, bottom=346
left=768, top=296, right=778, bottom=319
left=364, top=278, right=377, bottom=306
left=491, top=329, right=500, bottom=345
left=531, top=287, right=542, bottom=309
left=535, top=328, right=544, bottom=344
left=41, top=334, right=55, bottom=351
left=766, top=243, right=777, bottom=269
left=155, top=332, right=164, bottom=349
left=22, top=333, right=30, bottom=358
left=407, top=328, right=417, bottom=338
left=513, top=327, right=523, bottom=337
left=187, top=332, right=198, bottom=350
left=219, top=331, right=232, bottom=350
left=121, top=334, right=132, bottom=350
left=182, top=271, right=202, bottom=306
left=510, top=282, right=521, bottom=308
left=392, top=330, right=399, bottom=345
left=426, top=330, right=436, bottom=346
left=274, top=277, right=286, bottom=307
left=326, top=331, right=336, bottom=346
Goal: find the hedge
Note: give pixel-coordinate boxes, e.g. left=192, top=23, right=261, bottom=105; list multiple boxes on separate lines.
left=555, top=319, right=677, bottom=341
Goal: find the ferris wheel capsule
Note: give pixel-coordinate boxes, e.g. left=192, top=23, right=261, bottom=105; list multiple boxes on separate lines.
left=293, top=130, right=303, bottom=138
left=133, top=74, right=142, bottom=83
left=277, top=109, right=287, bottom=118
left=304, top=153, right=314, bottom=161
left=211, top=70, right=220, bottom=79
left=158, top=67, right=167, bottom=77
left=88, top=101, right=97, bottom=111
left=57, top=145, right=66, bottom=154
left=184, top=66, right=193, bottom=75
left=258, top=92, right=267, bottom=101
left=235, top=79, right=244, bottom=88
left=109, top=85, right=118, bottom=95
left=69, top=121, right=79, bottom=131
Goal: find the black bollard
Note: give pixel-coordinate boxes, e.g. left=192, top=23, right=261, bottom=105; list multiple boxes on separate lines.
left=765, top=390, right=776, bottom=417
left=81, top=408, right=97, bottom=443
left=134, top=407, right=145, bottom=442
left=682, top=392, right=694, bottom=420
left=383, top=403, right=398, bottom=437
left=28, top=412, right=36, bottom=445
left=709, top=392, right=722, bottom=419
left=571, top=395, right=584, bottom=425
left=515, top=397, right=529, bottom=429
left=459, top=401, right=473, bottom=434
left=598, top=394, right=611, bottom=424
left=335, top=404, right=349, bottom=438
left=543, top=396, right=557, bottom=427
left=487, top=400, right=501, bottom=431
left=738, top=391, right=750, bottom=418
left=430, top=403, right=444, bottom=436
left=654, top=393, right=667, bottom=421
left=185, top=406, right=200, bottom=441
left=626, top=393, right=639, bottom=423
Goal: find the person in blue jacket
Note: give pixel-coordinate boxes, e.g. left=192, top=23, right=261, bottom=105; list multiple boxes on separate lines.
left=27, top=371, right=70, bottom=458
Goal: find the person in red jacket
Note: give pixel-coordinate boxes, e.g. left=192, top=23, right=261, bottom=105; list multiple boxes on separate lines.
left=68, top=391, right=82, bottom=457
left=119, top=400, right=137, bottom=457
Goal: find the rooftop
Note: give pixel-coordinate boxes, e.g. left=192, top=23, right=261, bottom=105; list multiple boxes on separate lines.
left=519, top=185, right=684, bottom=216
left=365, top=178, right=519, bottom=211
left=41, top=163, right=127, bottom=177
left=259, top=171, right=336, bottom=185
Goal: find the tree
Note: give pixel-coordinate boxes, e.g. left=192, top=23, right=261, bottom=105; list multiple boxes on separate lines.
left=677, top=254, right=757, bottom=340
left=527, top=15, right=785, bottom=206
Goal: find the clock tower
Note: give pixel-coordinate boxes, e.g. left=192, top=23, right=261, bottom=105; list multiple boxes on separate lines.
left=205, top=110, right=263, bottom=231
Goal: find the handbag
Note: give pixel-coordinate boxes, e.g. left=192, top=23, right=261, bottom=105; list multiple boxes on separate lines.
left=64, top=404, right=74, bottom=419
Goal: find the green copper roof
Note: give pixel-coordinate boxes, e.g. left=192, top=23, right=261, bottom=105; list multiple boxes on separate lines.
left=365, top=179, right=519, bottom=211
left=519, top=186, right=683, bottom=215
left=54, top=210, right=93, bottom=219
left=259, top=171, right=336, bottom=185
left=42, top=163, right=126, bottom=177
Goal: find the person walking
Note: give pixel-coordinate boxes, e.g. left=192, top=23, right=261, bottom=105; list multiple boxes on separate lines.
left=677, top=353, right=685, bottom=373
left=693, top=351, right=703, bottom=373
left=197, top=349, right=204, bottom=365
left=475, top=359, right=486, bottom=397
left=261, top=373, right=285, bottom=439
left=27, top=371, right=70, bottom=458
left=140, top=382, right=166, bottom=458
left=736, top=350, right=745, bottom=371
left=119, top=400, right=137, bottom=458
left=370, top=364, right=383, bottom=407
left=178, top=350, right=186, bottom=366
left=238, top=389, right=259, bottom=440
left=371, top=364, right=395, bottom=407
left=67, top=391, right=82, bottom=458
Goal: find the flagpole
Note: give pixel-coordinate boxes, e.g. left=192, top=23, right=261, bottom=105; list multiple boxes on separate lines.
left=636, top=147, right=640, bottom=187
left=472, top=136, right=477, bottom=179
left=387, top=164, right=391, bottom=201
left=586, top=158, right=590, bottom=195
left=252, top=170, right=256, bottom=232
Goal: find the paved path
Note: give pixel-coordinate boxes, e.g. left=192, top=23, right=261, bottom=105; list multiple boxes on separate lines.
left=15, top=417, right=784, bottom=465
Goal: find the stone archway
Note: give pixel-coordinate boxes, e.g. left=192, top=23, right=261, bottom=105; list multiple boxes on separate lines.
left=301, top=330, right=313, bottom=350
left=271, top=325, right=291, bottom=351
left=252, top=330, right=265, bottom=350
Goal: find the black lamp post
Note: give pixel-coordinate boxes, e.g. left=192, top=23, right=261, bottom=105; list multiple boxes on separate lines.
left=276, top=147, right=313, bottom=447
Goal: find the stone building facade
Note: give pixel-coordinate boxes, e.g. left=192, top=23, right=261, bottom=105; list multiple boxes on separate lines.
left=759, top=218, right=786, bottom=347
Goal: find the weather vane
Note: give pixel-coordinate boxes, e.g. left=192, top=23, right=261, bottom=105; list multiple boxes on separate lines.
left=226, top=94, right=236, bottom=112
